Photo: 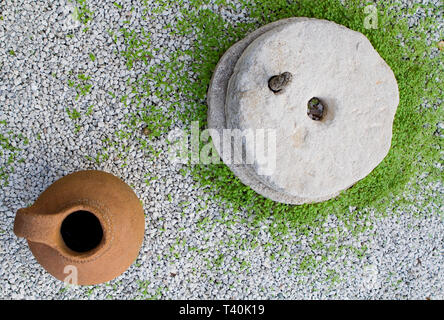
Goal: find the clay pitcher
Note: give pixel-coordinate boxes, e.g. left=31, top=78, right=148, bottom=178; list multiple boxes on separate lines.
left=14, top=170, right=145, bottom=285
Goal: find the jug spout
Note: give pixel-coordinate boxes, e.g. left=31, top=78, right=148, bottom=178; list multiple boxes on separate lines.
left=14, top=207, right=63, bottom=250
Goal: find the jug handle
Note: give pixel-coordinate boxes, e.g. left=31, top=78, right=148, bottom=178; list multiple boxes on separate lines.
left=14, top=207, right=64, bottom=250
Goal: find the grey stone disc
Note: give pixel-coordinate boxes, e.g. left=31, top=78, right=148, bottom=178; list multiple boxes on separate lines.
left=207, top=18, right=399, bottom=204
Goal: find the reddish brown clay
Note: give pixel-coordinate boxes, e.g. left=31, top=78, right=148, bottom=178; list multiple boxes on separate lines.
left=14, top=170, right=145, bottom=285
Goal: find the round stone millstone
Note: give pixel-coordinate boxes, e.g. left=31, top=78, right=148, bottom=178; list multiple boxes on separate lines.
left=207, top=18, right=399, bottom=205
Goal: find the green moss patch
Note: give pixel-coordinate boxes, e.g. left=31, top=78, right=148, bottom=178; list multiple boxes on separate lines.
left=0, top=121, right=28, bottom=186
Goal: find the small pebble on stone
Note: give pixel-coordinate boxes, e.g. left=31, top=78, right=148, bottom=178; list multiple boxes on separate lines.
left=307, top=97, right=325, bottom=121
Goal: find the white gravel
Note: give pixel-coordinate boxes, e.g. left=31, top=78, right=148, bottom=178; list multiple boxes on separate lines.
left=0, top=0, right=442, bottom=299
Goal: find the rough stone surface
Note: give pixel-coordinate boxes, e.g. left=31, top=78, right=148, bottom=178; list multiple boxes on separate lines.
left=208, top=18, right=312, bottom=205
left=223, top=18, right=400, bottom=204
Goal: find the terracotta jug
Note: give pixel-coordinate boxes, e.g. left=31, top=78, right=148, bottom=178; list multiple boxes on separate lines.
left=14, top=170, right=145, bottom=285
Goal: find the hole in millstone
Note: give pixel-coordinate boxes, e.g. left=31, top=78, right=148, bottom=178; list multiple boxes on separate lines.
left=61, top=211, right=103, bottom=253
left=268, top=72, right=292, bottom=94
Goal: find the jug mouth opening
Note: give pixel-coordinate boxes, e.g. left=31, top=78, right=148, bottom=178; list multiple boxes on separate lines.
left=60, top=210, right=104, bottom=254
